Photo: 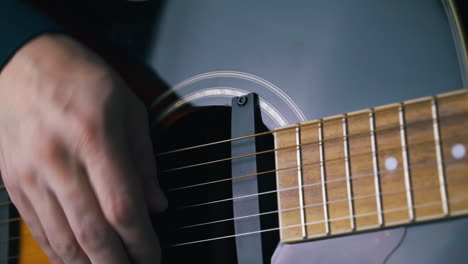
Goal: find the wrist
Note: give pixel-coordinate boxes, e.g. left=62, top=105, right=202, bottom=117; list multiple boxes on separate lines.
left=12, top=33, right=108, bottom=77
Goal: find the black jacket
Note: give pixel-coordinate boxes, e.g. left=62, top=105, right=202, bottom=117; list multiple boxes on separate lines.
left=0, top=0, right=146, bottom=70
left=0, top=0, right=61, bottom=69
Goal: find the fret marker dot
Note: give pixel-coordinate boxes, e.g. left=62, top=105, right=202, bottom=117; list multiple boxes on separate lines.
left=451, top=144, right=466, bottom=160
left=385, top=157, right=398, bottom=171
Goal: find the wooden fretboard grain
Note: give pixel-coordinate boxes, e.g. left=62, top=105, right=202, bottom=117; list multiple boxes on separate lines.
left=275, top=89, right=468, bottom=243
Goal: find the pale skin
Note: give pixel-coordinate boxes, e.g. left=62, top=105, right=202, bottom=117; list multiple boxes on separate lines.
left=0, top=34, right=168, bottom=263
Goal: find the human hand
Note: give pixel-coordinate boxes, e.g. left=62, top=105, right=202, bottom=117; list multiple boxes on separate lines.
left=0, top=34, right=167, bottom=264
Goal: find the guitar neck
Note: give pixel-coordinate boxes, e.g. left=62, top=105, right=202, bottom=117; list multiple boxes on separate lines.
left=274, top=89, right=468, bottom=243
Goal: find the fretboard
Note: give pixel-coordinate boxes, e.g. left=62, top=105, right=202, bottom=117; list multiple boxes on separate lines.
left=274, top=89, right=468, bottom=242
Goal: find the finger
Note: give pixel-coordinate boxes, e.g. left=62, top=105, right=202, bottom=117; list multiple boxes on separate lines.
left=7, top=184, right=63, bottom=264
left=127, top=108, right=167, bottom=213
left=83, top=126, right=161, bottom=263
left=25, top=179, right=90, bottom=264
left=43, top=148, right=130, bottom=264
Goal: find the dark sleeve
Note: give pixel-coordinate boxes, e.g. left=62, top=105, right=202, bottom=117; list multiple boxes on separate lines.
left=0, top=0, right=62, bottom=69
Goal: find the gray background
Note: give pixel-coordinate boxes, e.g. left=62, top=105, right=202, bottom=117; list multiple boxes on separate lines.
left=148, top=0, right=463, bottom=125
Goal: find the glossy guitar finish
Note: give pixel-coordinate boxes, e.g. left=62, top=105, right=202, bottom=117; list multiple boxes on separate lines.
left=148, top=0, right=468, bottom=263
left=273, top=227, right=406, bottom=264
left=273, top=218, right=468, bottom=264
left=7, top=0, right=468, bottom=263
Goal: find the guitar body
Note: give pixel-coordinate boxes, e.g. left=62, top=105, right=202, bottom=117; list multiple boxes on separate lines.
left=147, top=0, right=468, bottom=263
left=8, top=0, right=468, bottom=263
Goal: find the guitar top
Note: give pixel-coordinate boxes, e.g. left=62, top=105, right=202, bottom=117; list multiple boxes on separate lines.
left=2, top=0, right=467, bottom=263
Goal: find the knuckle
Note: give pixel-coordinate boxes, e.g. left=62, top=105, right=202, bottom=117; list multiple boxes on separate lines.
left=31, top=133, right=60, bottom=162
left=104, top=196, right=135, bottom=228
left=17, top=169, right=40, bottom=189
left=46, top=255, right=62, bottom=264
left=22, top=172, right=39, bottom=189
left=72, top=115, right=101, bottom=147
left=75, top=221, right=108, bottom=251
left=51, top=236, right=80, bottom=261
left=29, top=233, right=61, bottom=263
left=32, top=233, right=50, bottom=248
left=76, top=116, right=99, bottom=139
left=83, top=66, right=115, bottom=88
left=78, top=69, right=116, bottom=105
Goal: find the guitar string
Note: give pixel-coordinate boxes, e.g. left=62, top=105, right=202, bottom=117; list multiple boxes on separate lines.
left=157, top=111, right=467, bottom=175
left=0, top=114, right=444, bottom=191
left=0, top=94, right=464, bottom=256
left=0, top=138, right=461, bottom=212
left=174, top=175, right=468, bottom=230
left=0, top=141, right=462, bottom=246
left=0, top=128, right=462, bottom=197
left=171, top=157, right=462, bottom=211
left=169, top=197, right=468, bottom=247
left=0, top=150, right=442, bottom=224
left=0, top=199, right=468, bottom=262
left=0, top=102, right=465, bottom=258
left=0, top=154, right=462, bottom=246
left=0, top=112, right=446, bottom=189
left=165, top=135, right=464, bottom=193
left=0, top=176, right=466, bottom=261
left=0, top=155, right=461, bottom=224
left=0, top=111, right=465, bottom=193
left=0, top=154, right=463, bottom=228
left=6, top=177, right=460, bottom=255
left=156, top=100, right=466, bottom=158
left=0, top=163, right=465, bottom=232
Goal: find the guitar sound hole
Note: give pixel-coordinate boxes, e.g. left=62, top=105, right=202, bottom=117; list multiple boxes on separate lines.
left=152, top=106, right=279, bottom=264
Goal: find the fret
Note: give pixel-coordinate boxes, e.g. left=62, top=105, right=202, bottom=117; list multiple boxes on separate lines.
left=437, top=90, right=468, bottom=215
left=342, top=115, right=355, bottom=230
left=322, top=116, right=353, bottom=233
left=374, top=105, right=411, bottom=225
left=347, top=112, right=380, bottom=229
left=295, top=127, right=307, bottom=238
left=274, top=126, right=303, bottom=241
left=431, top=98, right=449, bottom=216
left=274, top=89, right=468, bottom=243
left=398, top=105, right=414, bottom=221
left=404, top=99, right=444, bottom=219
left=369, top=110, right=384, bottom=226
left=318, top=120, right=330, bottom=235
left=301, top=122, right=328, bottom=237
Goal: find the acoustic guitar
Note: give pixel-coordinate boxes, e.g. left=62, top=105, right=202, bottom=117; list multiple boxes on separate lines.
left=1, top=0, right=467, bottom=263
